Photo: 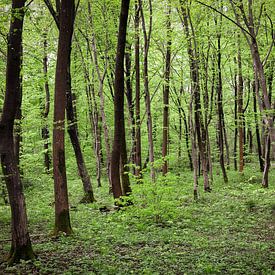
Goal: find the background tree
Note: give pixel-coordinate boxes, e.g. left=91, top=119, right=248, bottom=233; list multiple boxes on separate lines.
left=0, top=0, right=36, bottom=263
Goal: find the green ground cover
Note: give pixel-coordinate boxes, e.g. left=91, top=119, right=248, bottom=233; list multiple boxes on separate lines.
left=0, top=167, right=274, bottom=274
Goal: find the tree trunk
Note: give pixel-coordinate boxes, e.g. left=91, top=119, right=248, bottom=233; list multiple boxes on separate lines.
left=87, top=1, right=112, bottom=189
left=134, top=0, right=142, bottom=178
left=125, top=44, right=136, bottom=173
left=52, top=0, right=74, bottom=235
left=0, top=0, right=36, bottom=263
left=162, top=2, right=172, bottom=175
left=216, top=29, right=228, bottom=183
left=140, top=0, right=155, bottom=181
left=110, top=0, right=131, bottom=199
left=233, top=73, right=238, bottom=171
left=66, top=87, right=96, bottom=203
left=179, top=1, right=210, bottom=191
left=42, top=32, right=51, bottom=173
left=237, top=38, right=244, bottom=173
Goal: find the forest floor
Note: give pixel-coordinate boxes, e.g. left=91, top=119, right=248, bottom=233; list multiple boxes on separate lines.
left=0, top=165, right=274, bottom=274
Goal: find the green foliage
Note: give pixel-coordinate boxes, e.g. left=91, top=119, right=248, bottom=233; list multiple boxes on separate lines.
left=1, top=166, right=274, bottom=273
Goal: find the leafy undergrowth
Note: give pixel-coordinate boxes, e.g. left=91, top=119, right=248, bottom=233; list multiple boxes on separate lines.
left=0, top=167, right=274, bottom=274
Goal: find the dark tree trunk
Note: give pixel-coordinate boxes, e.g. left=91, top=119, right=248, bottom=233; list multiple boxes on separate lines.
left=110, top=0, right=131, bottom=199
left=52, top=0, right=74, bottom=235
left=66, top=86, right=96, bottom=203
left=162, top=2, right=172, bottom=175
left=216, top=27, right=228, bottom=183
left=14, top=89, right=22, bottom=171
left=189, top=102, right=198, bottom=200
left=230, top=0, right=273, bottom=187
left=140, top=0, right=155, bottom=181
left=120, top=119, right=132, bottom=196
left=87, top=2, right=112, bottom=189
left=125, top=44, right=136, bottom=173
left=233, top=74, right=238, bottom=171
left=237, top=38, right=244, bottom=173
left=0, top=0, right=36, bottom=263
left=180, top=1, right=210, bottom=191
left=135, top=0, right=142, bottom=178
left=42, top=32, right=51, bottom=173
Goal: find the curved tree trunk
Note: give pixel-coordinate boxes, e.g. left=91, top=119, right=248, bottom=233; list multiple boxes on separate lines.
left=0, top=0, right=36, bottom=263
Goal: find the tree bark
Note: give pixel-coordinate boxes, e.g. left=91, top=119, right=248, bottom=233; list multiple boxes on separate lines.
left=0, top=0, right=36, bottom=263
left=179, top=1, right=211, bottom=191
left=52, top=0, right=74, bottom=235
left=42, top=32, right=51, bottom=173
left=140, top=0, right=155, bottom=181
left=216, top=22, right=228, bottom=183
left=110, top=0, right=131, bottom=199
left=162, top=2, right=172, bottom=175
left=134, top=0, right=142, bottom=178
left=237, top=37, right=244, bottom=173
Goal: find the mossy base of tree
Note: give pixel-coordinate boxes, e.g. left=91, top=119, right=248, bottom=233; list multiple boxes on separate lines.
left=53, top=210, right=73, bottom=236
left=79, top=191, right=96, bottom=204
left=7, top=241, right=36, bottom=265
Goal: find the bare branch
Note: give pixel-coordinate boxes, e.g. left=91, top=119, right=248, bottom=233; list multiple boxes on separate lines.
left=196, top=0, right=253, bottom=39
left=43, top=0, right=59, bottom=29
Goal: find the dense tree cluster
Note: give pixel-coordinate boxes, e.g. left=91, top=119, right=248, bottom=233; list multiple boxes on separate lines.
left=0, top=0, right=274, bottom=264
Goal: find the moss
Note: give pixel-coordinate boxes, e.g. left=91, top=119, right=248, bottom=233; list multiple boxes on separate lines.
left=53, top=209, right=73, bottom=236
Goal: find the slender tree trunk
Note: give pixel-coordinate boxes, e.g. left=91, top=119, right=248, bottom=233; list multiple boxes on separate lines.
left=110, top=0, right=131, bottom=199
left=125, top=44, right=136, bottom=172
left=42, top=32, right=51, bottom=173
left=179, top=1, right=210, bottom=191
left=189, top=102, right=198, bottom=200
left=76, top=36, right=102, bottom=187
left=140, top=0, right=155, bottom=181
left=233, top=73, right=238, bottom=171
left=237, top=38, right=244, bottom=173
left=216, top=28, right=228, bottom=183
left=87, top=2, right=112, bottom=188
left=66, top=85, right=96, bottom=203
left=14, top=90, right=22, bottom=171
left=135, top=0, right=142, bottom=178
left=177, top=87, right=193, bottom=171
left=0, top=0, right=36, bottom=263
left=52, top=0, right=74, bottom=235
left=230, top=0, right=273, bottom=187
left=162, top=2, right=172, bottom=175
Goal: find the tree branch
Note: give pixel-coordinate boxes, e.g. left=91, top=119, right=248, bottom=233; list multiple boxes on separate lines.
left=43, top=0, right=60, bottom=29
left=195, top=0, right=253, bottom=39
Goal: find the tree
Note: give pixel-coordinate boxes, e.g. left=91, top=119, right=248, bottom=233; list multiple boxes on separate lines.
left=0, top=0, right=36, bottom=263
left=52, top=0, right=75, bottom=235
left=110, top=0, right=131, bottom=199
left=162, top=0, right=172, bottom=175
left=134, top=0, right=142, bottom=179
left=44, top=0, right=96, bottom=203
left=139, top=0, right=155, bottom=181
left=229, top=0, right=274, bottom=187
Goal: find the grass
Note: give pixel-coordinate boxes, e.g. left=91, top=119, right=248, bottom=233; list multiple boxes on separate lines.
left=0, top=166, right=274, bottom=274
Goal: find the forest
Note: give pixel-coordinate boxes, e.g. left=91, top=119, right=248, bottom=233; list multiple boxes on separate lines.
left=0, top=0, right=274, bottom=273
